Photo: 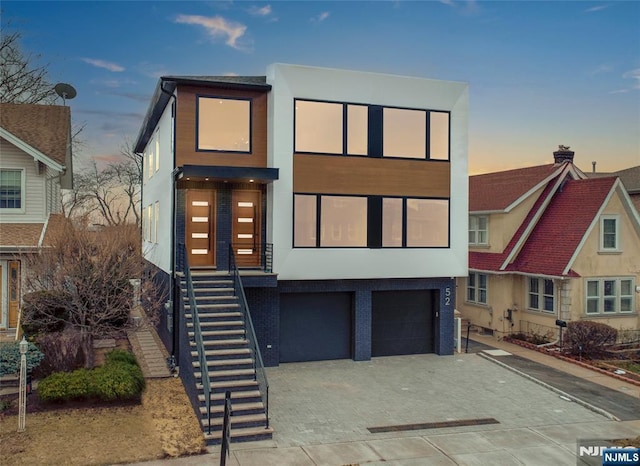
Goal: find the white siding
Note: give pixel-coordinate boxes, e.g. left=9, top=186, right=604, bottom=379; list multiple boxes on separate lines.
left=141, top=98, right=174, bottom=273
left=0, top=138, right=55, bottom=223
left=267, top=64, right=469, bottom=281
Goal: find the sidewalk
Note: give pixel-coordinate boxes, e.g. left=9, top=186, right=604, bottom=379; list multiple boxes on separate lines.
left=126, top=338, right=640, bottom=466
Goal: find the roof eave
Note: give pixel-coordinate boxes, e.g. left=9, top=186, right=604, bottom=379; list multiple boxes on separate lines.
left=0, top=127, right=65, bottom=172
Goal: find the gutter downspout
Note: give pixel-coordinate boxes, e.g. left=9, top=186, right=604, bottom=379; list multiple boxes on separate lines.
left=159, top=80, right=179, bottom=360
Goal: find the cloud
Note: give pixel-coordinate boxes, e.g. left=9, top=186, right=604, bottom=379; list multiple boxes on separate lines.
left=585, top=4, right=611, bottom=13
left=589, top=64, right=612, bottom=76
left=248, top=5, right=271, bottom=16
left=622, top=68, right=640, bottom=90
left=311, top=11, right=330, bottom=22
left=81, top=58, right=125, bottom=72
left=439, top=0, right=479, bottom=14
left=175, top=14, right=248, bottom=50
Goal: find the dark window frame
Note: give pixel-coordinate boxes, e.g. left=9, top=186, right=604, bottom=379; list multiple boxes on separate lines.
left=292, top=193, right=450, bottom=249
left=195, top=94, right=253, bottom=154
left=293, top=98, right=451, bottom=161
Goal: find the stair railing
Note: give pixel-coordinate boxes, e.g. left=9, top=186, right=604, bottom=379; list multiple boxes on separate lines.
left=228, top=245, right=270, bottom=428
left=180, top=243, right=212, bottom=434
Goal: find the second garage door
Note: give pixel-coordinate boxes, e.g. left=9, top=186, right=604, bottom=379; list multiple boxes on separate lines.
left=372, top=290, right=436, bottom=357
left=280, top=292, right=353, bottom=363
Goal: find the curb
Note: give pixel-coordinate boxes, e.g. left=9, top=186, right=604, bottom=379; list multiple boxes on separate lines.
left=478, top=352, right=620, bottom=422
left=504, top=339, right=640, bottom=387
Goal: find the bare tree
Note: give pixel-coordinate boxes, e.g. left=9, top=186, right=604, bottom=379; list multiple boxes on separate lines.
left=63, top=140, right=142, bottom=226
left=0, top=28, right=56, bottom=104
left=21, top=221, right=163, bottom=367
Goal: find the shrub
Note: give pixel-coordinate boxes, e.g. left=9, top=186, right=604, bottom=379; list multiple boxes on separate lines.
left=0, top=340, right=44, bottom=376
left=37, top=349, right=144, bottom=403
left=105, top=348, right=138, bottom=366
left=21, top=290, right=71, bottom=336
left=565, top=320, right=617, bottom=357
left=33, top=329, right=85, bottom=378
left=91, top=362, right=145, bottom=401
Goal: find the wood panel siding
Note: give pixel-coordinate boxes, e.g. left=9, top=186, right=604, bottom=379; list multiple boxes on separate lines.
left=293, top=154, right=450, bottom=198
left=175, top=86, right=268, bottom=168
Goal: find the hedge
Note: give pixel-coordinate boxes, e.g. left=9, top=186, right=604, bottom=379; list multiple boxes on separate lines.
left=38, top=349, right=145, bottom=403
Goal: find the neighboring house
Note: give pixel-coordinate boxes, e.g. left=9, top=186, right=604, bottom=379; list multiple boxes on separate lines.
left=457, top=147, right=640, bottom=340
left=588, top=165, right=640, bottom=214
left=0, top=103, right=73, bottom=330
left=135, top=64, right=468, bottom=442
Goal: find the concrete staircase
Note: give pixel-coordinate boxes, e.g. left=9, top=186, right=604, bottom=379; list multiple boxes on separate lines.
left=183, top=270, right=273, bottom=445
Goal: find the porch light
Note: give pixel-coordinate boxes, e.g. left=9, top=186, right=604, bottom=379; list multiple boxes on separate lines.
left=249, top=179, right=254, bottom=183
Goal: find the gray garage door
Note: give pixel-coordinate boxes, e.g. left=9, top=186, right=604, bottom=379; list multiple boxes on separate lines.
left=280, top=292, right=352, bottom=363
left=372, top=290, right=435, bottom=357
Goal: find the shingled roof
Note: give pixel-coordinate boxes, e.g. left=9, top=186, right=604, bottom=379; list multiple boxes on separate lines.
left=507, top=177, right=617, bottom=277
left=0, top=103, right=71, bottom=167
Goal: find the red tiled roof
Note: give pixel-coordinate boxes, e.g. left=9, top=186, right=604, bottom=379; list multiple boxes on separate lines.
left=469, top=164, right=560, bottom=212
left=0, top=103, right=70, bottom=167
left=507, top=177, right=617, bottom=277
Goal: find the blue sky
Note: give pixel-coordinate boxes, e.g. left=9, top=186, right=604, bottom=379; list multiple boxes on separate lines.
left=3, top=0, right=639, bottom=174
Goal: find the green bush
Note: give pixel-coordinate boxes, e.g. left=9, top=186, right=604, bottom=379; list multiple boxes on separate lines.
left=91, top=362, right=145, bottom=401
left=0, top=340, right=44, bottom=376
left=565, top=320, right=617, bottom=357
left=105, top=348, right=138, bottom=366
left=37, top=350, right=144, bottom=403
left=21, top=290, right=71, bottom=336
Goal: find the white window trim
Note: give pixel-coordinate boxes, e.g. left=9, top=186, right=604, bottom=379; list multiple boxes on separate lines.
left=155, top=130, right=160, bottom=173
left=527, top=277, right=556, bottom=314
left=466, top=272, right=488, bottom=305
left=585, top=277, right=635, bottom=315
left=0, top=168, right=26, bottom=214
left=599, top=214, right=620, bottom=252
left=469, top=215, right=488, bottom=246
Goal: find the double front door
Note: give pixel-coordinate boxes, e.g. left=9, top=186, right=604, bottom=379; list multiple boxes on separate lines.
left=185, top=189, right=261, bottom=269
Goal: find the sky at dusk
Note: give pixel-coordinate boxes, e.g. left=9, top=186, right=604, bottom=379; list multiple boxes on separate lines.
left=3, top=0, right=639, bottom=174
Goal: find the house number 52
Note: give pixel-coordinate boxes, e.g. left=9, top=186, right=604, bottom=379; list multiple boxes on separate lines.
left=444, top=287, right=451, bottom=306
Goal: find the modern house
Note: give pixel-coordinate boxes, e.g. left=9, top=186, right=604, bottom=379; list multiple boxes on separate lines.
left=0, top=103, right=73, bottom=330
left=457, top=147, right=640, bottom=341
left=134, top=63, right=469, bottom=442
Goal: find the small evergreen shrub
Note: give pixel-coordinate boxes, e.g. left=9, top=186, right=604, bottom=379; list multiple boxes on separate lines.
left=565, top=321, right=617, bottom=357
left=0, top=340, right=44, bottom=376
left=21, top=290, right=71, bottom=336
left=37, top=349, right=144, bottom=403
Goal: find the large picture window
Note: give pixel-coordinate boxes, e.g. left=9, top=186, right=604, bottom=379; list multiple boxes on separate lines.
left=295, top=100, right=343, bottom=154
left=406, top=198, right=449, bottom=247
left=586, top=278, right=634, bottom=315
left=0, top=169, right=24, bottom=210
left=383, top=107, right=426, bottom=159
left=294, top=194, right=449, bottom=248
left=294, top=99, right=450, bottom=160
left=198, top=96, right=251, bottom=152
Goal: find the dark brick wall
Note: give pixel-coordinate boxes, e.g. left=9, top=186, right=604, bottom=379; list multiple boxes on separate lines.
left=144, top=261, right=173, bottom=353
left=244, top=287, right=280, bottom=367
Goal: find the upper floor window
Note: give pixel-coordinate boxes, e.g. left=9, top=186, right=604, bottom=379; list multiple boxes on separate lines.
left=0, top=169, right=24, bottom=210
left=469, top=215, right=488, bottom=245
left=600, top=215, right=619, bottom=252
left=294, top=99, right=449, bottom=160
left=586, top=278, right=634, bottom=315
left=197, top=96, right=251, bottom=152
left=467, top=272, right=487, bottom=304
left=528, top=277, right=555, bottom=313
left=148, top=144, right=154, bottom=180
left=155, top=130, right=160, bottom=172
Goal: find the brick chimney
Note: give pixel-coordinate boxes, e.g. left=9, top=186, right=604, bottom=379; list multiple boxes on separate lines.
left=553, top=145, right=574, bottom=164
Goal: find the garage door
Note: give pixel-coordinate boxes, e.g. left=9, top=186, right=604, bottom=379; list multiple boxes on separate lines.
left=280, top=292, right=352, bottom=363
left=372, top=290, right=435, bottom=357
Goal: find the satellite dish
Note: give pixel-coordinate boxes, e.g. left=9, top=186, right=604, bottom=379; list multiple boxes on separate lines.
left=54, top=83, right=77, bottom=105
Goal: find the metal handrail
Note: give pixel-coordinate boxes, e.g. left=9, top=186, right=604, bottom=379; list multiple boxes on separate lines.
left=229, top=245, right=269, bottom=428
left=180, top=243, right=212, bottom=434
left=229, top=242, right=273, bottom=273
